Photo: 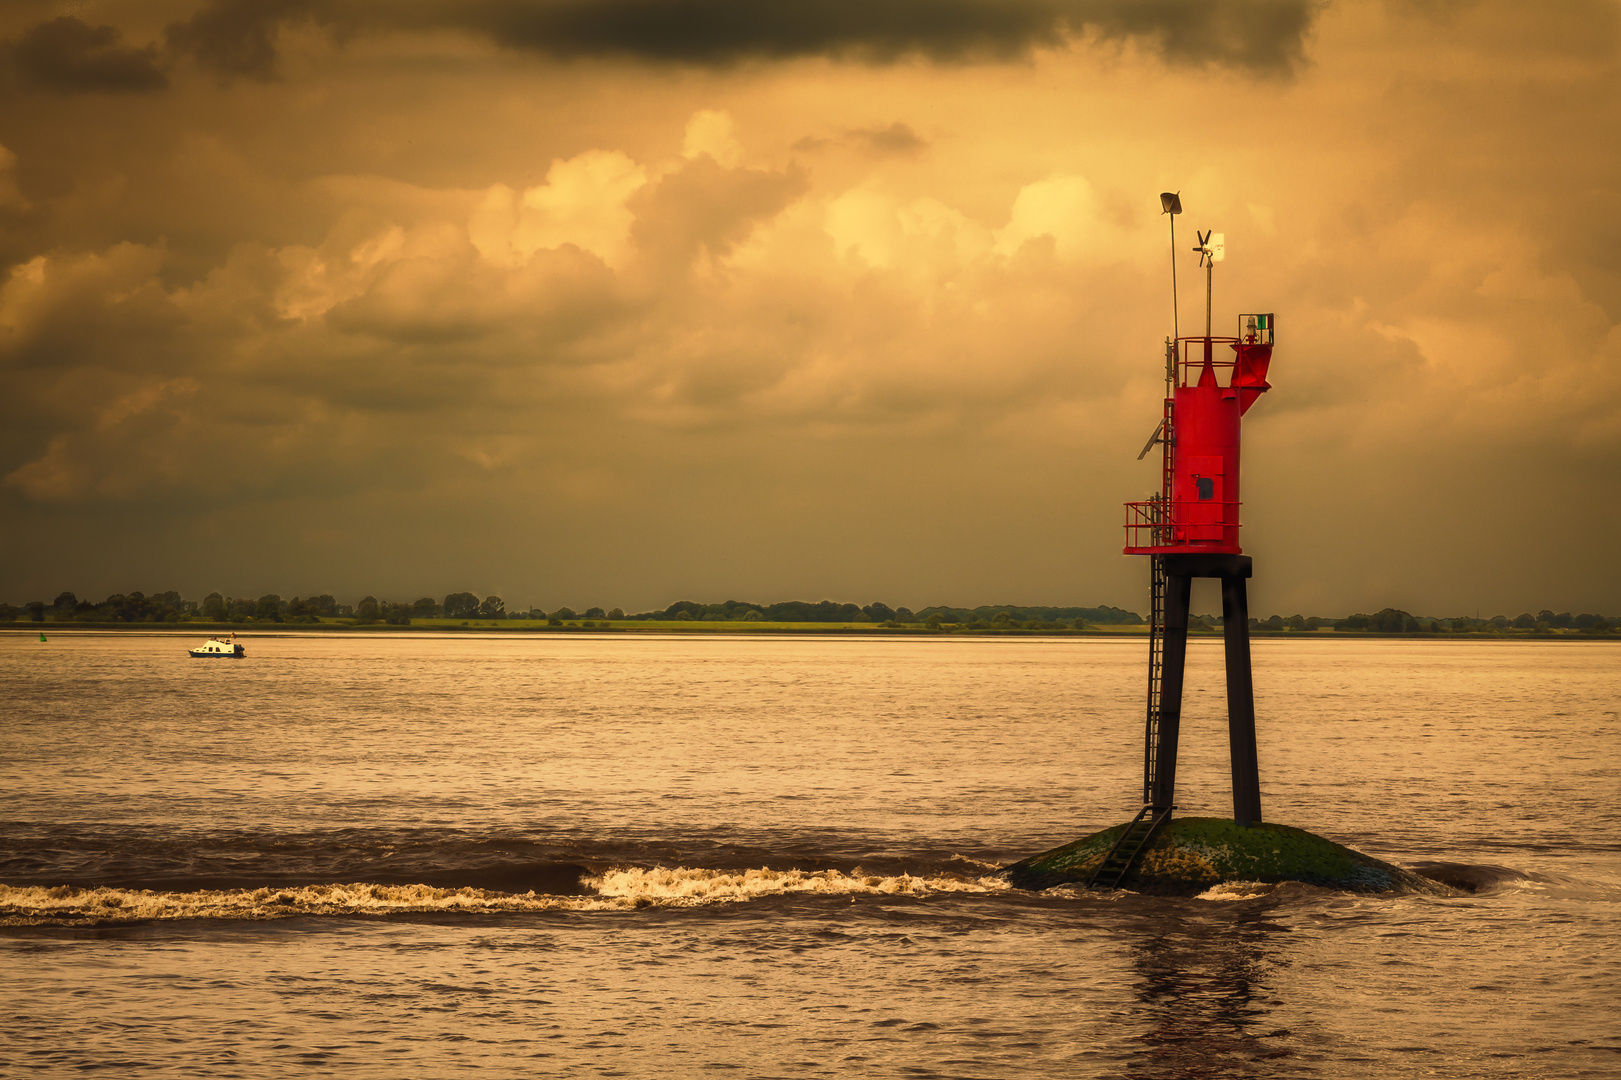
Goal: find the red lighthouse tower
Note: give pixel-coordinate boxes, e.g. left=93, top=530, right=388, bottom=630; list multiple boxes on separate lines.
left=1088, top=195, right=1277, bottom=889
left=1123, top=313, right=1274, bottom=557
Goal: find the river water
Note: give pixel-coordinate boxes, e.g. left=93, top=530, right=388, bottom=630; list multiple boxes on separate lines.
left=2, top=631, right=1617, bottom=1077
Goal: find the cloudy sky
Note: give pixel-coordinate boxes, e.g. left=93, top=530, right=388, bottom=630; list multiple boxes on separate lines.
left=1, top=0, right=1618, bottom=617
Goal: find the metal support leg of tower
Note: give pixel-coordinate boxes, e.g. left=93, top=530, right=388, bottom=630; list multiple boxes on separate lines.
left=1146, top=553, right=1257, bottom=827
left=1222, top=574, right=1263, bottom=825
left=1150, top=571, right=1191, bottom=811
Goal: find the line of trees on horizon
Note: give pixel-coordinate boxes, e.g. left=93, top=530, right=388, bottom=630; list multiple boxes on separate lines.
left=0, top=592, right=1144, bottom=629
left=3, top=591, right=1618, bottom=635
left=1304, top=607, right=1618, bottom=634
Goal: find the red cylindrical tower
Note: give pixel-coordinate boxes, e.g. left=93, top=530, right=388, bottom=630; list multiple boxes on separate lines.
left=1171, top=346, right=1242, bottom=548
left=1123, top=315, right=1274, bottom=555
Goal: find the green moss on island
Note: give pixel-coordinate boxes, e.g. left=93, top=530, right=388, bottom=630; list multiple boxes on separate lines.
left=1002, top=817, right=1455, bottom=896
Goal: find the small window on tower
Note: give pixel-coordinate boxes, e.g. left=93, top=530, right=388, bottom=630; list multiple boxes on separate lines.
left=1196, top=477, right=1215, bottom=501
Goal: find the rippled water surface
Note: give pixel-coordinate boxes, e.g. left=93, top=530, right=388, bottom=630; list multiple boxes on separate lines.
left=2, top=631, right=1618, bottom=1077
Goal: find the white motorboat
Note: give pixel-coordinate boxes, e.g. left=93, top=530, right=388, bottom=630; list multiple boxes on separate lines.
left=189, top=636, right=245, bottom=658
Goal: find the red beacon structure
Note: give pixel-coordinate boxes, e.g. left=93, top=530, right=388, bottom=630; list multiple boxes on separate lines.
left=1087, top=193, right=1278, bottom=890
left=1123, top=309, right=1273, bottom=557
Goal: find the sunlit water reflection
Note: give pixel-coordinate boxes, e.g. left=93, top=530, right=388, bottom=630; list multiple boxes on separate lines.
left=2, top=632, right=1617, bottom=1076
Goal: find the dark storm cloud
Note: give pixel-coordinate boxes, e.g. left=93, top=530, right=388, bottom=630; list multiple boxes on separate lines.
left=165, top=0, right=314, bottom=79
left=138, top=0, right=1319, bottom=83
left=444, top=0, right=1317, bottom=72
left=452, top=0, right=1067, bottom=63
left=5, top=17, right=168, bottom=93
left=1083, top=0, right=1319, bottom=73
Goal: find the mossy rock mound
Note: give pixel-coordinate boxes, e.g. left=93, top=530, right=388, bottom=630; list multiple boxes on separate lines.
left=1002, top=817, right=1454, bottom=896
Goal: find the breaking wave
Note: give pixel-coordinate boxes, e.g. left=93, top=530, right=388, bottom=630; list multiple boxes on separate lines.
left=0, top=882, right=609, bottom=925
left=0, top=867, right=1009, bottom=927
left=591, top=865, right=1007, bottom=905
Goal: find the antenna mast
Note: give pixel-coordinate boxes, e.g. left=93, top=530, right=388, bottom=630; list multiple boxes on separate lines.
left=1160, top=192, right=1182, bottom=395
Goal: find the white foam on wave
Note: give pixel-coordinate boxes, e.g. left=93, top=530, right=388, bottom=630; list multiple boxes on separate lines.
left=588, top=866, right=1009, bottom=906
left=1195, top=880, right=1281, bottom=901
left=0, top=882, right=630, bottom=925
left=0, top=869, right=1009, bottom=926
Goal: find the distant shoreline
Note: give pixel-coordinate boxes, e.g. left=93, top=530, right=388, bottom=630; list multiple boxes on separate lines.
left=7, top=621, right=1615, bottom=641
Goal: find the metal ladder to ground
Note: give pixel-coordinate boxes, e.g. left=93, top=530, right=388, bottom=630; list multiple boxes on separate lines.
left=1091, top=381, right=1177, bottom=892
left=1141, top=394, right=1174, bottom=807
left=1088, top=557, right=1174, bottom=891
left=1143, top=553, right=1166, bottom=805
left=1086, top=804, right=1173, bottom=890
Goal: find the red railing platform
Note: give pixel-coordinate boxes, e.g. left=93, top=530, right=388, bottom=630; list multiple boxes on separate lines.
left=1123, top=499, right=1242, bottom=555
